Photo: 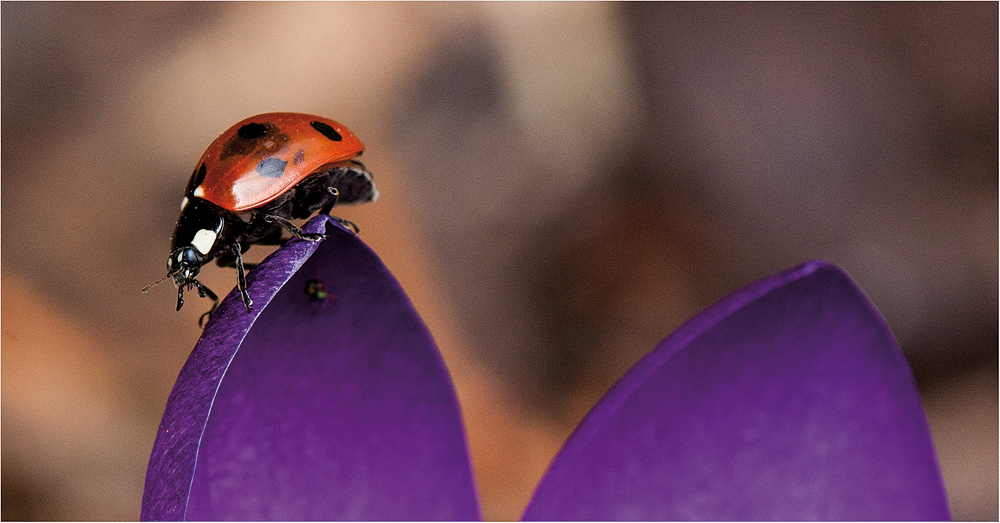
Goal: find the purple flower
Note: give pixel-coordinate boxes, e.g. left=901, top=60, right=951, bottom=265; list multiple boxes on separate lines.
left=141, top=215, right=950, bottom=521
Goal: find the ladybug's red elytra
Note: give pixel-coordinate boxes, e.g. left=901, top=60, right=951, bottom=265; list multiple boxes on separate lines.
left=144, top=112, right=377, bottom=323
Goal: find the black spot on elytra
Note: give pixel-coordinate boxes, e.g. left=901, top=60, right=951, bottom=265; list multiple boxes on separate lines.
left=220, top=121, right=284, bottom=160
left=310, top=121, right=342, bottom=142
left=256, top=157, right=288, bottom=178
left=185, top=163, right=207, bottom=195
left=294, top=149, right=306, bottom=164
left=237, top=122, right=269, bottom=139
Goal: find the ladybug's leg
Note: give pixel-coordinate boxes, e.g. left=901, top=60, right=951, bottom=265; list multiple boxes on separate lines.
left=331, top=216, right=360, bottom=234
left=215, top=251, right=258, bottom=271
left=230, top=243, right=253, bottom=311
left=193, top=281, right=219, bottom=326
left=215, top=251, right=233, bottom=267
left=319, top=187, right=340, bottom=215
left=321, top=188, right=361, bottom=234
left=263, top=214, right=325, bottom=242
left=243, top=227, right=285, bottom=247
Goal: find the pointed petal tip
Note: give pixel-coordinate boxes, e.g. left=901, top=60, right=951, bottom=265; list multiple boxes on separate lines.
left=143, top=215, right=479, bottom=521
left=525, top=260, right=949, bottom=521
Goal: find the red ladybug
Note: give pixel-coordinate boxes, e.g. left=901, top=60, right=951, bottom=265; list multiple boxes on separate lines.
left=144, top=112, right=377, bottom=322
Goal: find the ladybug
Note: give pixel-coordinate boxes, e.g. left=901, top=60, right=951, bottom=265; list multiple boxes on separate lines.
left=144, top=112, right=377, bottom=323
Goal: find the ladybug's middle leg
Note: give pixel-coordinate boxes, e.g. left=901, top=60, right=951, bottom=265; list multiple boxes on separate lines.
left=214, top=243, right=253, bottom=311
left=230, top=243, right=253, bottom=311
left=247, top=226, right=287, bottom=246
left=262, top=213, right=325, bottom=242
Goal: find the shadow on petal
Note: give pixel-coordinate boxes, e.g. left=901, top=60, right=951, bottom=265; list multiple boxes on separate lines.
left=141, top=215, right=480, bottom=521
left=523, top=261, right=950, bottom=521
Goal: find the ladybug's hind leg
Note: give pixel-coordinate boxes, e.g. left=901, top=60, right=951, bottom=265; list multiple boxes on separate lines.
left=319, top=187, right=340, bottom=216
left=332, top=216, right=360, bottom=233
left=320, top=187, right=361, bottom=234
left=247, top=226, right=287, bottom=246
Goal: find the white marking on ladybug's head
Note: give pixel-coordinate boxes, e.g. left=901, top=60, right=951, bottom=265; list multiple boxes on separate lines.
left=180, top=196, right=189, bottom=211
left=191, top=229, right=217, bottom=255
left=193, top=186, right=205, bottom=198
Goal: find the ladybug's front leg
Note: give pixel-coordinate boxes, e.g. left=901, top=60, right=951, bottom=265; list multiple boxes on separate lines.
left=194, top=283, right=219, bottom=326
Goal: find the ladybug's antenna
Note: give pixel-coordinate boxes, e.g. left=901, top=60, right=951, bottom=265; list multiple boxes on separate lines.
left=141, top=273, right=173, bottom=293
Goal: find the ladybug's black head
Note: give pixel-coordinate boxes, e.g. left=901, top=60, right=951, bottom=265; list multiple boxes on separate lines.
left=143, top=244, right=217, bottom=316
left=169, top=246, right=204, bottom=280
left=167, top=246, right=206, bottom=310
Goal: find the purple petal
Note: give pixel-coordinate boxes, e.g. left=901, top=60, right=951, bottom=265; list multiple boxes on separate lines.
left=141, top=216, right=480, bottom=521
left=523, top=261, right=949, bottom=521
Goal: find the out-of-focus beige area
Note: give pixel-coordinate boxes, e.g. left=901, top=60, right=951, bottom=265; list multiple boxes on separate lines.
left=1, top=3, right=996, bottom=520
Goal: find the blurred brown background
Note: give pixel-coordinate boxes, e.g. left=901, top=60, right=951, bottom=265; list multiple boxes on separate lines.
left=2, top=2, right=996, bottom=520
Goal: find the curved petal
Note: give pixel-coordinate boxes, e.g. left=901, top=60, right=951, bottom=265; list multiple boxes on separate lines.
left=523, top=261, right=949, bottom=521
left=141, top=216, right=480, bottom=521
